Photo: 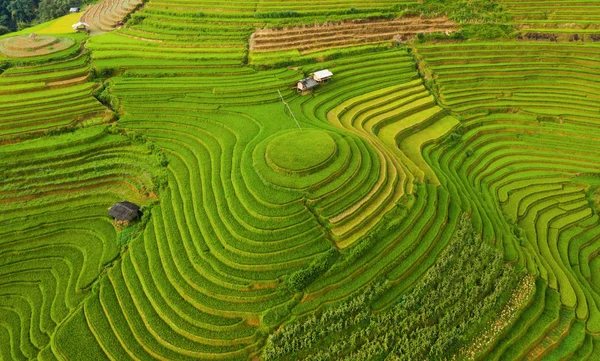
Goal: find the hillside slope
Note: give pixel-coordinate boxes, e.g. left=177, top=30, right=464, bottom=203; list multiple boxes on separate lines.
left=1, top=0, right=600, bottom=360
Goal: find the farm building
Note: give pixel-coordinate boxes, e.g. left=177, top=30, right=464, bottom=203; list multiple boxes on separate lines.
left=313, top=69, right=333, bottom=83
left=69, top=7, right=80, bottom=13
left=297, top=77, right=319, bottom=94
left=71, top=22, right=89, bottom=32
left=109, top=201, right=141, bottom=221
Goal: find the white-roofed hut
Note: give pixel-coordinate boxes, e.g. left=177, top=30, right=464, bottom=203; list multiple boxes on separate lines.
left=72, top=22, right=90, bottom=33
left=313, top=69, right=333, bottom=83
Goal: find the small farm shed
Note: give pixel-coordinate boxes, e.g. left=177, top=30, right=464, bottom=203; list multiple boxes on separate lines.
left=297, top=77, right=319, bottom=94
left=313, top=69, right=333, bottom=83
left=109, top=201, right=141, bottom=221
left=72, top=22, right=89, bottom=31
left=69, top=7, right=80, bottom=13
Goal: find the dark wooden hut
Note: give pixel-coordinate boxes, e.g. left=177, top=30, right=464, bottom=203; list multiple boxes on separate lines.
left=297, top=77, right=319, bottom=95
left=109, top=201, right=141, bottom=221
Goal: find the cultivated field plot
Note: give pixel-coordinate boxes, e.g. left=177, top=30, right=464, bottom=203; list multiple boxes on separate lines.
left=0, top=52, right=107, bottom=139
left=4, top=0, right=600, bottom=360
left=0, top=35, right=74, bottom=57
left=43, top=50, right=469, bottom=360
left=419, top=41, right=600, bottom=355
left=250, top=16, right=458, bottom=53
left=0, top=126, right=161, bottom=360
left=255, top=0, right=415, bottom=12
left=81, top=0, right=143, bottom=33
left=502, top=0, right=600, bottom=36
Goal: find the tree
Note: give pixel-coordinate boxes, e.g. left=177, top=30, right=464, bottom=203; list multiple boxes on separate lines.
left=8, top=0, right=36, bottom=28
left=36, top=0, right=73, bottom=22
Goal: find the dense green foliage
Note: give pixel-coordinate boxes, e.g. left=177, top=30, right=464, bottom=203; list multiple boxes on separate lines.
left=0, top=0, right=90, bottom=32
left=406, top=0, right=515, bottom=39
left=264, top=215, right=522, bottom=361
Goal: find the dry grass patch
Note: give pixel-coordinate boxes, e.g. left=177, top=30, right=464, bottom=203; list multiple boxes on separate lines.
left=250, top=16, right=458, bottom=54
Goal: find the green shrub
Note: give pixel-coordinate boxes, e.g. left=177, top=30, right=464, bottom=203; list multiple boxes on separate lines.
left=116, top=224, right=139, bottom=246
left=254, top=11, right=300, bottom=19
left=283, top=248, right=339, bottom=293
left=94, top=81, right=121, bottom=111
left=127, top=15, right=146, bottom=26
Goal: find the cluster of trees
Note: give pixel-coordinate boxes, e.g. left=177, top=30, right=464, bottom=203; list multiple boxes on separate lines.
left=263, top=214, right=525, bottom=361
left=0, top=0, right=89, bottom=34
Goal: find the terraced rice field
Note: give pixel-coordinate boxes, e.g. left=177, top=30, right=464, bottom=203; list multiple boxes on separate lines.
left=250, top=16, right=458, bottom=53
left=0, top=35, right=75, bottom=57
left=419, top=41, right=600, bottom=357
left=502, top=0, right=600, bottom=37
left=3, top=0, right=600, bottom=360
left=82, top=0, right=144, bottom=33
left=0, top=52, right=108, bottom=139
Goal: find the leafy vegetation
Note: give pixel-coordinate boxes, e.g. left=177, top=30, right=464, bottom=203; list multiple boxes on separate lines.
left=0, top=0, right=92, bottom=32
left=264, top=215, right=524, bottom=361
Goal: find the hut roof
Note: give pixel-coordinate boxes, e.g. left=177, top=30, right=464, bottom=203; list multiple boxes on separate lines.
left=109, top=201, right=141, bottom=221
left=313, top=69, right=333, bottom=79
left=298, top=77, right=319, bottom=89
left=72, top=22, right=89, bottom=30
left=69, top=7, right=80, bottom=12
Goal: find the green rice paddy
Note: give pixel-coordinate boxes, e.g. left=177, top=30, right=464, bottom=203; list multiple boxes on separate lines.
left=266, top=130, right=337, bottom=174
left=2, top=0, right=600, bottom=360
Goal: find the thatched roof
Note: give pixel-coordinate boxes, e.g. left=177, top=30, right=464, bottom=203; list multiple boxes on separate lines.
left=109, top=201, right=141, bottom=221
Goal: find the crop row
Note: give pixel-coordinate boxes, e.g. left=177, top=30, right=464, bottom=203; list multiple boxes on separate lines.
left=501, top=0, right=600, bottom=33
left=423, top=113, right=600, bottom=353
left=251, top=16, right=458, bottom=54
left=82, top=0, right=143, bottom=33
left=416, top=42, right=600, bottom=119
left=0, top=125, right=161, bottom=360
left=415, top=38, right=600, bottom=355
left=43, top=49, right=469, bottom=359
left=0, top=52, right=107, bottom=138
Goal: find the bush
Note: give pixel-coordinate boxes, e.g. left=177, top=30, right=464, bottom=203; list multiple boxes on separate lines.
left=461, top=24, right=515, bottom=40
left=116, top=223, right=139, bottom=246
left=127, top=15, right=146, bottom=26
left=94, top=81, right=121, bottom=111
left=283, top=248, right=339, bottom=293
left=254, top=11, right=300, bottom=19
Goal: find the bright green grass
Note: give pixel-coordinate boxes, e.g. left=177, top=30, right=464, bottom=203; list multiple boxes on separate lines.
left=266, top=129, right=337, bottom=174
